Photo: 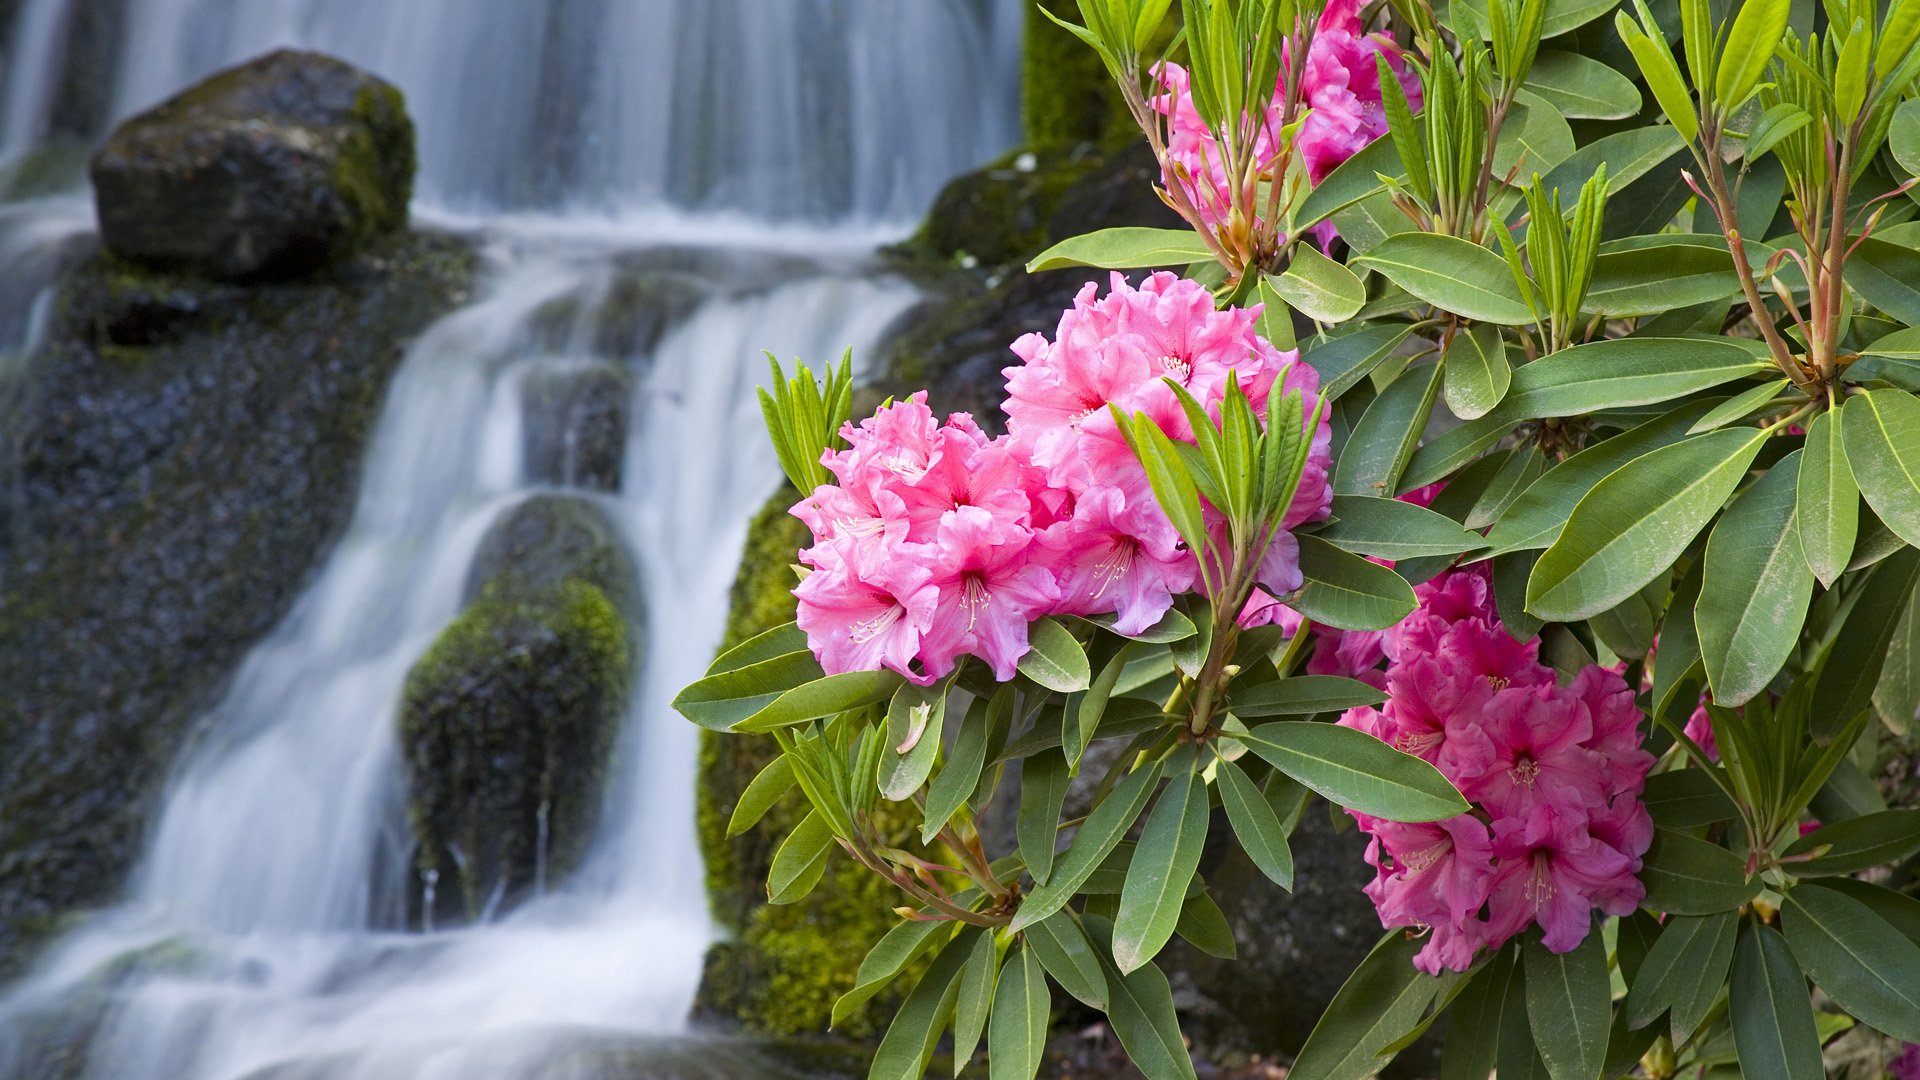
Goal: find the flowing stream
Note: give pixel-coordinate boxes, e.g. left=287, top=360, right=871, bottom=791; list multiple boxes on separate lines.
left=0, top=2, right=1019, bottom=1076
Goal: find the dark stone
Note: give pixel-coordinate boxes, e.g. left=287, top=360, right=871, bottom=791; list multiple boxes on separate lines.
left=520, top=364, right=630, bottom=492
left=0, top=229, right=477, bottom=977
left=89, top=49, right=415, bottom=280
left=399, top=494, right=638, bottom=928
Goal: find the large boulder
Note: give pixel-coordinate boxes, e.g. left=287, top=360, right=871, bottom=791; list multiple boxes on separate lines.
left=0, top=229, right=476, bottom=977
left=90, top=49, right=415, bottom=280
left=398, top=494, right=639, bottom=928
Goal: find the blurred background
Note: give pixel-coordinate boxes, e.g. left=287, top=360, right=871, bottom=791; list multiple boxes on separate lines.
left=0, top=3, right=1376, bottom=1077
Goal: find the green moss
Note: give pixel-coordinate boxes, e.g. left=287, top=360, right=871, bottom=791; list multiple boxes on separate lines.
left=1023, top=0, right=1135, bottom=151
left=693, top=491, right=923, bottom=1037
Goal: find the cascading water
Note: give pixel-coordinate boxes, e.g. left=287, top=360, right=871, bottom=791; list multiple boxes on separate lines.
left=0, top=1, right=1021, bottom=1076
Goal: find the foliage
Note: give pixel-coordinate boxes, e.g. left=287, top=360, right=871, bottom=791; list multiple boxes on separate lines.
left=685, top=0, right=1920, bottom=1076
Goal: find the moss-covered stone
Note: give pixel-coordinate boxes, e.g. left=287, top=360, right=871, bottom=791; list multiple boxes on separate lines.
left=1023, top=0, right=1136, bottom=152
left=0, top=228, right=476, bottom=977
left=398, top=574, right=631, bottom=926
left=690, top=491, right=921, bottom=1039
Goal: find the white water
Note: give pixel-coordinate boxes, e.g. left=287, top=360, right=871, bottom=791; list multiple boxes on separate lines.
left=0, top=0, right=1020, bottom=1076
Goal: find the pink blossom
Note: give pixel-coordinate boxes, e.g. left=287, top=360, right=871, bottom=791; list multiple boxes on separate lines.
left=794, top=557, right=940, bottom=684
left=915, top=507, right=1062, bottom=682
left=1362, top=814, right=1496, bottom=975
left=1683, top=701, right=1719, bottom=761
left=1486, top=807, right=1639, bottom=952
left=1893, top=1044, right=1920, bottom=1080
left=1041, top=485, right=1197, bottom=635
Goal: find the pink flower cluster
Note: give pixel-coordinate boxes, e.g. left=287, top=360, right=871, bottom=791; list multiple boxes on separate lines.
left=1337, top=567, right=1655, bottom=974
left=1152, top=0, right=1419, bottom=239
left=792, top=272, right=1331, bottom=686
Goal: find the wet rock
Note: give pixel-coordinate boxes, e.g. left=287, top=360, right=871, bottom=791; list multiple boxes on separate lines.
left=90, top=49, right=415, bottom=280
left=521, top=364, right=630, bottom=492
left=0, top=230, right=477, bottom=977
left=399, top=495, right=638, bottom=928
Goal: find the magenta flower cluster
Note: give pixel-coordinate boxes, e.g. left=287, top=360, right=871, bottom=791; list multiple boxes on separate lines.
left=1337, top=568, right=1656, bottom=974
left=791, top=272, right=1331, bottom=686
left=1152, top=0, right=1420, bottom=239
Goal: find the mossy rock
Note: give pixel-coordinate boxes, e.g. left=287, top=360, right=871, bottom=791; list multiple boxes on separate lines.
left=690, top=491, right=924, bottom=1039
left=397, top=575, right=632, bottom=927
left=0, top=229, right=475, bottom=977
left=519, top=364, right=631, bottom=493
left=89, top=48, right=416, bottom=280
left=1023, top=0, right=1136, bottom=152
left=463, top=493, right=639, bottom=610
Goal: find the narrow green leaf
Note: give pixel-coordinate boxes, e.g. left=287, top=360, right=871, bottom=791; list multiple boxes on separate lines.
left=1353, top=233, right=1537, bottom=324
left=1528, top=428, right=1765, bottom=622
left=1400, top=409, right=1521, bottom=491
left=1686, top=378, right=1789, bottom=433
left=988, top=944, right=1049, bottom=1080
left=1026, top=227, right=1215, bottom=272
left=1533, top=124, right=1685, bottom=207
left=1698, top=451, right=1814, bottom=706
left=1781, top=883, right=1920, bottom=1041
left=1291, top=930, right=1457, bottom=1080
left=1714, top=0, right=1790, bottom=107
left=1443, top=949, right=1519, bottom=1080
left=1891, top=98, right=1920, bottom=178
left=1523, top=50, right=1642, bottom=118
left=923, top=699, right=992, bottom=843
left=1643, top=767, right=1738, bottom=827
left=1731, top=921, right=1824, bottom=1080
left=1174, top=890, right=1238, bottom=957
left=1303, top=322, right=1417, bottom=401
left=1243, top=721, right=1470, bottom=822
left=768, top=810, right=834, bottom=904
left=879, top=680, right=948, bottom=801
left=674, top=650, right=824, bottom=730
left=728, top=754, right=796, bottom=837
left=1271, top=246, right=1368, bottom=323
left=1230, top=674, right=1388, bottom=718
left=1501, top=337, right=1770, bottom=418
left=1318, top=495, right=1483, bottom=559
left=1010, top=763, right=1159, bottom=932
left=833, top=918, right=948, bottom=1028
left=1639, top=828, right=1762, bottom=914
left=735, top=669, right=902, bottom=732
left=1018, top=750, right=1071, bottom=887
left=1216, top=754, right=1296, bottom=888
left=1522, top=928, right=1610, bottom=1080
left=1616, top=12, right=1700, bottom=142
left=1814, top=547, right=1920, bottom=740
left=1295, top=136, right=1405, bottom=233
left=1625, top=911, right=1737, bottom=1038
left=1026, top=910, right=1108, bottom=1009
left=1444, top=323, right=1513, bottom=421
left=952, top=928, right=1000, bottom=1073
left=869, top=928, right=978, bottom=1080
left=706, top=621, right=809, bottom=676
left=1019, top=616, right=1092, bottom=693
left=1114, top=756, right=1209, bottom=974
left=1333, top=361, right=1443, bottom=497
left=1782, top=810, right=1920, bottom=876
left=1087, top=917, right=1200, bottom=1080
left=1294, top=534, right=1421, bottom=630
left=1841, top=389, right=1920, bottom=548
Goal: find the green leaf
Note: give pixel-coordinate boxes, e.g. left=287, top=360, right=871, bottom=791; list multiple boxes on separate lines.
left=952, top=928, right=1000, bottom=1073
left=1443, top=949, right=1519, bottom=1080
left=1502, top=337, right=1770, bottom=418
left=923, top=698, right=992, bottom=843
left=1816, top=880, right=1920, bottom=946
left=1243, top=721, right=1470, bottom=822
left=1643, top=767, right=1739, bottom=827
left=1616, top=12, right=1700, bottom=143
left=1318, top=495, right=1482, bottom=559
left=1783, top=810, right=1920, bottom=875
left=1523, top=928, right=1610, bottom=1080
left=1018, top=616, right=1092, bottom=693
left=1688, top=378, right=1789, bottom=434
left=1271, top=246, right=1368, bottom=323
left=1294, top=534, right=1421, bottom=630
left=1528, top=427, right=1765, bottom=622
left=1026, top=910, right=1108, bottom=1009
left=1026, top=227, right=1215, bottom=272
left=1494, top=96, right=1578, bottom=177
left=1333, top=361, right=1443, bottom=497
left=1640, top=828, right=1762, bottom=914
left=1891, top=98, right=1920, bottom=177
left=1743, top=102, right=1812, bottom=163
left=834, top=918, right=949, bottom=1028
left=768, top=810, right=834, bottom=904
left=1401, top=409, right=1522, bottom=491
left=1714, top=0, right=1790, bottom=107
left=1010, top=763, right=1159, bottom=932
left=735, top=669, right=902, bottom=732
left=1216, top=753, right=1296, bottom=888
left=1353, top=234, right=1537, bottom=324
left=1067, top=642, right=1136, bottom=770
left=1114, top=756, right=1210, bottom=973
left=1841, top=389, right=1920, bottom=549
left=869, top=927, right=978, bottom=1080
left=1017, top=750, right=1070, bottom=886
left=1497, top=954, right=1553, bottom=1080
left=706, top=621, right=810, bottom=676
left=1781, top=883, right=1920, bottom=1041
left=1523, top=50, right=1642, bottom=119
left=1698, top=451, right=1813, bottom=706
left=1116, top=408, right=1210, bottom=558
left=1847, top=237, right=1920, bottom=325
left=1291, top=930, right=1458, bottom=1080
left=1175, top=889, right=1238, bottom=958
left=1256, top=276, right=1298, bottom=350
left=987, top=944, right=1049, bottom=1080
left=1625, top=910, right=1738, bottom=1041
left=1086, top=917, right=1200, bottom=1080
left=1814, top=547, right=1920, bottom=740
left=1731, top=922, right=1824, bottom=1080
left=1534, top=125, right=1686, bottom=208
left=879, top=680, right=948, bottom=801
left=1444, top=323, right=1513, bottom=421
left=1582, top=238, right=1743, bottom=317
left=674, top=650, right=824, bottom=730
left=1484, top=398, right=1720, bottom=555
left=1296, top=136, right=1405, bottom=233
left=728, top=754, right=796, bottom=837
left=1230, top=674, right=1388, bottom=718
left=1303, top=323, right=1417, bottom=401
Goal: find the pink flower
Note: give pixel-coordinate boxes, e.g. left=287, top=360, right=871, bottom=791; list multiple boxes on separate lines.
left=1041, top=485, right=1197, bottom=636
left=915, top=506, right=1062, bottom=682
left=1486, top=808, right=1638, bottom=953
left=792, top=475, right=912, bottom=578
left=1683, top=701, right=1719, bottom=761
left=794, top=557, right=940, bottom=684
left=1362, top=814, right=1496, bottom=975
left=1570, top=666, right=1656, bottom=797
left=1893, top=1044, right=1920, bottom=1080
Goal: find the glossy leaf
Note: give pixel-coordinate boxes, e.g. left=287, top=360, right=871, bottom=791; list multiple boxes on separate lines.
left=1444, top=323, right=1513, bottom=421
left=674, top=650, right=824, bottom=730
left=951, top=928, right=999, bottom=1073
left=1087, top=917, right=1200, bottom=1080
left=768, top=810, right=834, bottom=904
left=1841, top=389, right=1920, bottom=548
left=1303, top=323, right=1417, bottom=401
left=728, top=754, right=796, bottom=837
left=1715, top=0, right=1790, bottom=107
left=833, top=918, right=948, bottom=1027
left=879, top=680, right=948, bottom=801
left=1698, top=452, right=1813, bottom=706
left=1443, top=949, right=1519, bottom=1080
left=1026, top=227, right=1214, bottom=272
left=1583, top=237, right=1742, bottom=317
left=1216, top=753, right=1296, bottom=888
left=1731, top=921, right=1824, bottom=1080
left=1017, top=750, right=1070, bottom=886
left=1230, top=674, right=1388, bottom=717
left=1010, top=763, right=1159, bottom=932
left=1782, top=810, right=1920, bottom=876
left=1797, top=408, right=1858, bottom=586
left=1522, top=929, right=1610, bottom=1080
left=1528, top=428, right=1765, bottom=622
left=1243, top=721, right=1470, bottom=822
left=1643, top=767, right=1738, bottom=827
left=1501, top=337, right=1769, bottom=418
left=987, top=944, right=1048, bottom=1080
left=1353, top=233, right=1536, bottom=324
left=1291, top=930, right=1457, bottom=1080
left=1813, top=547, right=1920, bottom=740
left=1523, top=50, right=1642, bottom=118
left=1271, top=246, right=1367, bottom=323
left=1319, top=495, right=1482, bottom=559
left=1624, top=910, right=1738, bottom=1040
left=1114, top=756, right=1210, bottom=973
left=1781, top=884, right=1920, bottom=1041
left=1294, top=534, right=1421, bottom=630
left=1639, top=828, right=1762, bottom=914
left=735, top=669, right=901, bottom=732
left=1026, top=910, right=1108, bottom=1010
left=869, top=928, right=977, bottom=1080
left=1333, top=361, right=1442, bottom=497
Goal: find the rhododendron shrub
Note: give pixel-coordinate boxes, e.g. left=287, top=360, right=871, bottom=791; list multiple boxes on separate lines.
left=685, top=0, right=1920, bottom=1076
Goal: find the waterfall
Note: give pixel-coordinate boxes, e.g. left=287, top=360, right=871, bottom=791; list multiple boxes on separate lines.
left=0, top=0, right=1023, bottom=1076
